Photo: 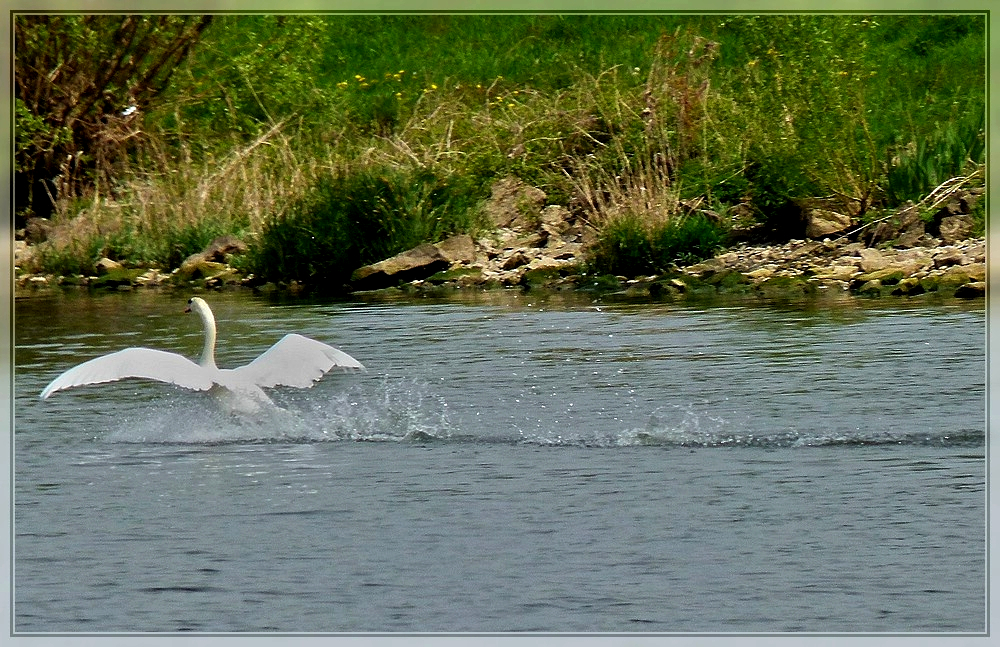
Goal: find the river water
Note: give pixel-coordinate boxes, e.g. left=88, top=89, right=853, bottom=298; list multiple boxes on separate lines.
left=13, top=290, right=986, bottom=634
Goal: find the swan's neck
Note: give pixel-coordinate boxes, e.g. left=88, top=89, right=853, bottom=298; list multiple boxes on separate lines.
left=197, top=306, right=218, bottom=369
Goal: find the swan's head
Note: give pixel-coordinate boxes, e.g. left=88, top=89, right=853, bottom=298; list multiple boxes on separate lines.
left=184, top=296, right=211, bottom=318
left=185, top=296, right=218, bottom=368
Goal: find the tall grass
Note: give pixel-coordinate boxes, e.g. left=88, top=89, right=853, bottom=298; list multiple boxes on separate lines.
left=30, top=120, right=323, bottom=274
left=25, top=15, right=985, bottom=281
left=885, top=109, right=985, bottom=205
left=246, top=163, right=488, bottom=287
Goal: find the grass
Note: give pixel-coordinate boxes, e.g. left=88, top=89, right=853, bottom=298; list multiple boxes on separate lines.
left=21, top=15, right=985, bottom=284
left=244, top=162, right=489, bottom=287
left=587, top=213, right=726, bottom=277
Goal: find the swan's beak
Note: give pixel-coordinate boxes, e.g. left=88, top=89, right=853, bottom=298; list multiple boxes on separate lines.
left=184, top=304, right=192, bottom=313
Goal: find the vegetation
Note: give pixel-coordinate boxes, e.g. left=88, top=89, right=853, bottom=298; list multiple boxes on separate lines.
left=15, top=14, right=985, bottom=286
left=14, top=16, right=212, bottom=218
left=246, top=164, right=487, bottom=286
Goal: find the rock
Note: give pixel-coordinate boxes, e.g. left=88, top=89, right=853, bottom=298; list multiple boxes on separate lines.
left=173, top=260, right=229, bottom=283
left=965, top=241, right=985, bottom=263
left=963, top=262, right=986, bottom=282
left=92, top=267, right=147, bottom=289
left=895, top=227, right=926, bottom=248
left=427, top=267, right=484, bottom=285
left=865, top=221, right=895, bottom=247
left=192, top=235, right=248, bottom=265
left=812, top=264, right=858, bottom=282
left=514, top=231, right=548, bottom=249
left=746, top=267, right=775, bottom=281
left=24, top=217, right=52, bottom=244
left=521, top=262, right=567, bottom=288
left=960, top=189, right=982, bottom=212
left=786, top=241, right=823, bottom=260
left=351, top=243, right=451, bottom=290
left=865, top=202, right=921, bottom=246
left=856, top=279, right=883, bottom=297
left=836, top=242, right=865, bottom=256
left=754, top=275, right=817, bottom=298
left=938, top=215, right=974, bottom=244
left=954, top=281, right=986, bottom=299
left=94, top=257, right=122, bottom=275
left=134, top=269, right=164, bottom=286
left=855, top=266, right=908, bottom=285
left=539, top=205, right=572, bottom=238
left=501, top=250, right=531, bottom=271
left=435, top=234, right=476, bottom=264
left=667, top=278, right=688, bottom=292
left=804, top=209, right=852, bottom=239
left=896, top=203, right=924, bottom=230
left=484, top=177, right=546, bottom=229
left=890, top=277, right=925, bottom=296
left=206, top=235, right=247, bottom=260
left=936, top=263, right=985, bottom=287
left=932, top=247, right=966, bottom=268
left=705, top=269, right=749, bottom=292
left=526, top=256, right=565, bottom=272
left=858, top=248, right=889, bottom=272
left=14, top=240, right=35, bottom=268
left=551, top=243, right=583, bottom=260
left=685, top=257, right=727, bottom=278
left=893, top=249, right=933, bottom=272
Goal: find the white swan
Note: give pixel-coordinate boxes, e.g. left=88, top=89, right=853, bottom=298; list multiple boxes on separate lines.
left=39, top=297, right=364, bottom=414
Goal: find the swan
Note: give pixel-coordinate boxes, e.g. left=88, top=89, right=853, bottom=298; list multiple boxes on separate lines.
left=39, top=297, right=364, bottom=414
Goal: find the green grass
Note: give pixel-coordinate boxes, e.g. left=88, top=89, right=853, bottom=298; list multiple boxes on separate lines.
left=587, top=213, right=726, bottom=277
left=246, top=163, right=488, bottom=287
left=22, top=14, right=985, bottom=282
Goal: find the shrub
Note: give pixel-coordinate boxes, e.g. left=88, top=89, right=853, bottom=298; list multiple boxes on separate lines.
left=247, top=164, right=486, bottom=289
left=885, top=109, right=985, bottom=205
left=652, top=213, right=726, bottom=266
left=587, top=213, right=725, bottom=277
left=586, top=214, right=654, bottom=277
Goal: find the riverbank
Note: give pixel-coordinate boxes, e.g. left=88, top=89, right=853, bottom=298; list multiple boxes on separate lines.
left=13, top=175, right=987, bottom=303
left=13, top=230, right=986, bottom=304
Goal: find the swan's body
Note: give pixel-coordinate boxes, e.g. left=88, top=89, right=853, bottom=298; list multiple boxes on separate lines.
left=39, top=297, right=364, bottom=413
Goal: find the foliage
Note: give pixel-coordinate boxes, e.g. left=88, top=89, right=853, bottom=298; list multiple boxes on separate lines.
left=587, top=213, right=725, bottom=277
left=14, top=15, right=212, bottom=219
left=16, top=14, right=985, bottom=283
left=885, top=110, right=985, bottom=205
left=246, top=165, right=487, bottom=288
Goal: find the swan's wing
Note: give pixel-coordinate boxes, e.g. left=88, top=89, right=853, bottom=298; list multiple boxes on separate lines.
left=40, top=348, right=216, bottom=399
left=231, top=333, right=365, bottom=389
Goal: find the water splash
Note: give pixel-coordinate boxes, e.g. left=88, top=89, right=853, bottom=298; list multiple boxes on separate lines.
left=103, top=390, right=981, bottom=449
left=103, top=376, right=454, bottom=445
left=615, top=404, right=983, bottom=448
left=510, top=402, right=982, bottom=448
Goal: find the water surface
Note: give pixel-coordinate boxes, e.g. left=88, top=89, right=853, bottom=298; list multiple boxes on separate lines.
left=14, top=290, right=986, bottom=633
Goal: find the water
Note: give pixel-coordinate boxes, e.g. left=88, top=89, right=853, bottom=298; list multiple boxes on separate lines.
left=13, top=290, right=986, bottom=633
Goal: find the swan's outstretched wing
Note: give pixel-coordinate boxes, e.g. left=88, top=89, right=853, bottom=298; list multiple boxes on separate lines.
left=40, top=348, right=216, bottom=399
left=231, top=333, right=364, bottom=389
